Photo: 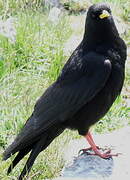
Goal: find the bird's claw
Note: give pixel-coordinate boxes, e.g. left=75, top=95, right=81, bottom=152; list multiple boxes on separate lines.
left=78, top=147, right=122, bottom=159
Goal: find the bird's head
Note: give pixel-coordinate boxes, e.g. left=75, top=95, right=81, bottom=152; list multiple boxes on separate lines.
left=87, top=3, right=111, bottom=21
left=84, top=3, right=119, bottom=43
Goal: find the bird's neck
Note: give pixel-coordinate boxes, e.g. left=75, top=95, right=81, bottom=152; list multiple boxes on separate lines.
left=83, top=31, right=119, bottom=47
left=82, top=22, right=119, bottom=49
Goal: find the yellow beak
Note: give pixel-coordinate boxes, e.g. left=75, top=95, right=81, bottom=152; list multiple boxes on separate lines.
left=99, top=10, right=110, bottom=19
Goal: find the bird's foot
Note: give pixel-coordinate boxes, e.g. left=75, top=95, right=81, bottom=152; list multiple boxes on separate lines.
left=87, top=150, right=121, bottom=159
left=80, top=147, right=121, bottom=159
left=87, top=149, right=121, bottom=159
left=78, top=146, right=110, bottom=155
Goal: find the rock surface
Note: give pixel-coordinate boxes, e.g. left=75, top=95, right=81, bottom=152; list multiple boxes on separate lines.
left=48, top=7, right=61, bottom=24
left=62, top=152, right=113, bottom=178
left=44, top=0, right=63, bottom=9
left=0, top=17, right=16, bottom=43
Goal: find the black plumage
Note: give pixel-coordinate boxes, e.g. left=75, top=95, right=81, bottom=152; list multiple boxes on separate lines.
left=3, top=3, right=127, bottom=179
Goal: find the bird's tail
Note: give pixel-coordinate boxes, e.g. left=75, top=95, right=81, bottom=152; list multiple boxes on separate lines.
left=4, top=135, right=47, bottom=179
left=3, top=126, right=64, bottom=180
left=7, top=146, right=32, bottom=175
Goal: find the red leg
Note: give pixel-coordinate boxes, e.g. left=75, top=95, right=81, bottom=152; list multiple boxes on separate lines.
left=79, top=131, right=100, bottom=154
left=86, top=131, right=99, bottom=146
left=83, top=131, right=119, bottom=159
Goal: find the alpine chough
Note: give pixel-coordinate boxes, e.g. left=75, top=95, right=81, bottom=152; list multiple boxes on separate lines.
left=3, top=3, right=127, bottom=179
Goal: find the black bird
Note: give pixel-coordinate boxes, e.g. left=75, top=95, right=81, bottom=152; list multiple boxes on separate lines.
left=3, top=3, right=127, bottom=180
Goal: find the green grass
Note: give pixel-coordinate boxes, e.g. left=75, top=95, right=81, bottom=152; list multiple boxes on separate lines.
left=0, top=10, right=71, bottom=79
left=0, top=0, right=130, bottom=179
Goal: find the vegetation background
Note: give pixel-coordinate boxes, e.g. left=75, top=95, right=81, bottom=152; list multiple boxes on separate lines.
left=0, top=0, right=129, bottom=179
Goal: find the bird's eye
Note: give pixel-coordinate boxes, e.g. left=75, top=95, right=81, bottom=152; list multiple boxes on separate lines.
left=108, top=9, right=111, bottom=14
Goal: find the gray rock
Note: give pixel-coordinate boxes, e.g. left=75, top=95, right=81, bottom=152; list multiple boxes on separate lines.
left=44, top=0, right=63, bottom=9
left=48, top=7, right=61, bottom=24
left=0, top=16, right=16, bottom=43
left=62, top=152, right=113, bottom=178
